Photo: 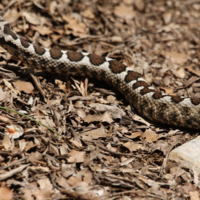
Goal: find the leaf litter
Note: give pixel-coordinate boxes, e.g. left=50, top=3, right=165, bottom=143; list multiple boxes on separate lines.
left=0, top=0, right=200, bottom=199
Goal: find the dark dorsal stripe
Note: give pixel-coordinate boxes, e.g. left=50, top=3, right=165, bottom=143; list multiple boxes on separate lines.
left=4, top=41, right=18, bottom=50
left=109, top=60, right=126, bottom=73
left=132, top=81, right=155, bottom=95
left=191, top=97, right=200, bottom=105
left=34, top=45, right=45, bottom=55
left=140, top=87, right=155, bottom=95
left=67, top=51, right=84, bottom=62
left=0, top=37, right=6, bottom=45
left=171, top=96, right=184, bottom=103
left=125, top=71, right=141, bottom=83
left=88, top=54, right=105, bottom=65
left=152, top=91, right=164, bottom=99
left=50, top=49, right=63, bottom=59
left=4, top=24, right=18, bottom=39
left=132, top=81, right=149, bottom=90
left=20, top=38, right=30, bottom=48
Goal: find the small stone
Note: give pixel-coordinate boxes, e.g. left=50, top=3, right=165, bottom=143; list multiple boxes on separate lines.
left=168, top=136, right=200, bottom=173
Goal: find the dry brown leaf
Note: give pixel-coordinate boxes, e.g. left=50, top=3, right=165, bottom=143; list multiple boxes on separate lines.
left=67, top=176, right=81, bottom=187
left=21, top=188, right=34, bottom=200
left=124, top=131, right=143, bottom=139
left=0, top=187, right=12, bottom=200
left=189, top=190, right=199, bottom=200
left=55, top=79, right=67, bottom=91
left=159, top=87, right=175, bottom=96
left=171, top=68, right=185, bottom=79
left=13, top=80, right=34, bottom=94
left=132, top=115, right=150, bottom=126
left=22, top=11, right=42, bottom=25
left=0, top=115, right=10, bottom=123
left=164, top=51, right=188, bottom=64
left=113, top=3, right=136, bottom=20
left=57, top=177, right=70, bottom=189
left=101, top=111, right=113, bottom=124
left=162, top=12, right=172, bottom=24
left=134, top=0, right=145, bottom=11
left=31, top=25, right=53, bottom=35
left=0, top=88, right=7, bottom=101
left=107, top=95, right=116, bottom=104
left=19, top=140, right=27, bottom=151
left=25, top=141, right=37, bottom=152
left=106, top=143, right=117, bottom=152
left=61, top=164, right=75, bottom=178
left=64, top=17, right=88, bottom=37
left=89, top=103, right=124, bottom=119
left=32, top=189, right=52, bottom=200
left=123, top=141, right=142, bottom=152
left=83, top=171, right=93, bottom=184
left=184, top=66, right=200, bottom=77
left=2, top=134, right=12, bottom=150
left=3, top=9, right=20, bottom=23
left=83, top=126, right=107, bottom=139
left=28, top=166, right=50, bottom=173
left=60, top=145, right=69, bottom=155
left=69, top=138, right=83, bottom=148
left=3, top=79, right=20, bottom=95
left=38, top=178, right=53, bottom=191
left=76, top=109, right=86, bottom=119
left=142, top=130, right=159, bottom=143
left=28, top=152, right=43, bottom=163
left=67, top=150, right=85, bottom=163
left=84, top=113, right=102, bottom=123
left=81, top=9, right=95, bottom=19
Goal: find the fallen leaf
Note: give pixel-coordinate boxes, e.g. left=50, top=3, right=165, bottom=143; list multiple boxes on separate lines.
left=124, top=131, right=143, bottom=139
left=31, top=25, right=53, bottom=35
left=22, top=11, right=42, bottom=25
left=2, top=134, right=12, bottom=150
left=28, top=152, right=43, bottom=163
left=0, top=88, right=7, bottom=101
left=142, top=130, right=159, bottom=143
left=123, top=141, right=142, bottom=152
left=84, top=113, right=102, bottom=123
left=83, top=126, right=107, bottom=139
left=57, top=177, right=70, bottom=189
left=101, top=111, right=113, bottom=124
left=81, top=9, right=95, bottom=19
left=38, top=178, right=53, bottom=191
left=134, top=0, right=145, bottom=11
left=114, top=3, right=136, bottom=20
left=164, top=51, right=188, bottom=64
left=3, top=9, right=20, bottom=23
left=67, top=150, right=85, bottom=163
left=0, top=187, right=12, bottom=200
left=13, top=80, right=34, bottom=94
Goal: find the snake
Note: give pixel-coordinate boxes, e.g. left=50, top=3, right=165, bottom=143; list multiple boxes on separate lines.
left=0, top=19, right=199, bottom=129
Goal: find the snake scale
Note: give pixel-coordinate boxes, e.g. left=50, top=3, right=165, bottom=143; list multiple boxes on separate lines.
left=0, top=19, right=200, bottom=129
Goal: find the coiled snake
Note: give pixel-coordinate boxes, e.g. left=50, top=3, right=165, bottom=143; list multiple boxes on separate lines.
left=0, top=20, right=199, bottom=129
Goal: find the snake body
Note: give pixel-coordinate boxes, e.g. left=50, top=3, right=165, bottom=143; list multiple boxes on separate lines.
left=0, top=20, right=200, bottom=129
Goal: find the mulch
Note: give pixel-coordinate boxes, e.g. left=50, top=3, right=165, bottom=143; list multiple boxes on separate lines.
left=0, top=0, right=199, bottom=199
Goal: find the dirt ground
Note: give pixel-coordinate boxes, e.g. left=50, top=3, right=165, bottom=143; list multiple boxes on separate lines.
left=0, top=0, right=200, bottom=199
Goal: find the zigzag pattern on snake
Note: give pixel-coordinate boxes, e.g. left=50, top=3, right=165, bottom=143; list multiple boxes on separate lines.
left=0, top=20, right=200, bottom=129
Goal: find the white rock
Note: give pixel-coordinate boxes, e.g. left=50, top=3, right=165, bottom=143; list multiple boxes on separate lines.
left=168, top=136, right=200, bottom=173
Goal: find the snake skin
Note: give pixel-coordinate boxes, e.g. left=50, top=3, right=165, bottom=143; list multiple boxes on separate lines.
left=0, top=20, right=200, bottom=129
